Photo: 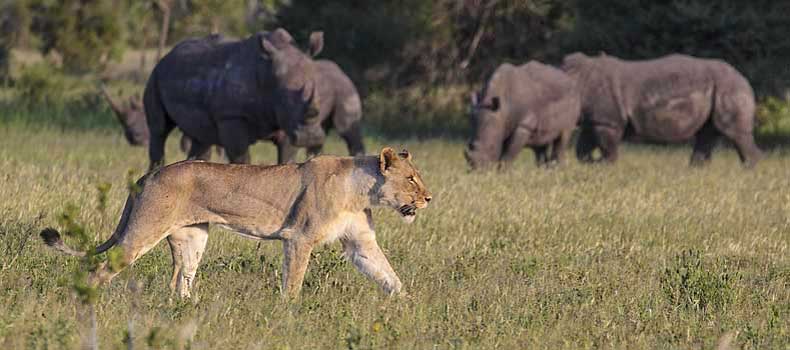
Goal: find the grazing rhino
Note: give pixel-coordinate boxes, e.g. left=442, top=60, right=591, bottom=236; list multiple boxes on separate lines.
left=102, top=85, right=220, bottom=159
left=464, top=61, right=581, bottom=169
left=144, top=28, right=356, bottom=169
left=562, top=52, right=762, bottom=167
left=100, top=85, right=149, bottom=146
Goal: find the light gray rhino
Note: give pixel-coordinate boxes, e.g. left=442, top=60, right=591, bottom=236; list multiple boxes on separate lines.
left=464, top=61, right=581, bottom=169
left=562, top=52, right=762, bottom=167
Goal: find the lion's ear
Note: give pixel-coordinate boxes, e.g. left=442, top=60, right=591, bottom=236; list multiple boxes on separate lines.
left=398, top=149, right=411, bottom=161
left=379, top=147, right=397, bottom=174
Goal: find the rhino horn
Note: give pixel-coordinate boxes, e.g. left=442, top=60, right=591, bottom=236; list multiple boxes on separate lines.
left=309, top=31, right=324, bottom=57
left=260, top=37, right=279, bottom=58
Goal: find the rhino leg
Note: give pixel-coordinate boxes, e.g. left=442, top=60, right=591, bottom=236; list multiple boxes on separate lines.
left=729, top=133, right=762, bottom=168
left=306, top=145, right=323, bottom=158
left=186, top=138, right=213, bottom=161
left=500, top=127, right=530, bottom=166
left=148, top=123, right=175, bottom=171
left=594, top=125, right=623, bottom=163
left=690, top=121, right=720, bottom=167
left=532, top=145, right=549, bottom=167
left=339, top=121, right=365, bottom=157
left=272, top=130, right=298, bottom=164
left=575, top=124, right=598, bottom=163
left=550, top=130, right=573, bottom=165
left=217, top=119, right=252, bottom=164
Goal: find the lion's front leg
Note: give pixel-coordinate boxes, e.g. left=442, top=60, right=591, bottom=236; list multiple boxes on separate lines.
left=281, top=238, right=315, bottom=298
left=341, top=232, right=402, bottom=296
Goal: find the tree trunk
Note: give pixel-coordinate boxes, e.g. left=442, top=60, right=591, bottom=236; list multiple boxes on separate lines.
left=460, top=0, right=498, bottom=69
left=138, top=12, right=150, bottom=81
left=156, top=0, right=172, bottom=61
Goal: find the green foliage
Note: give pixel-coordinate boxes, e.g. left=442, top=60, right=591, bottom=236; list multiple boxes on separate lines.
left=27, top=0, right=127, bottom=73
left=661, top=250, right=739, bottom=315
left=12, top=62, right=101, bottom=109
left=14, top=62, right=68, bottom=106
left=756, top=96, right=790, bottom=135
left=277, top=0, right=571, bottom=87
left=567, top=0, right=790, bottom=95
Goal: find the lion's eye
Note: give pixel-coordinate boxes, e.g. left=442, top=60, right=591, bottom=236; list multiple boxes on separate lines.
left=408, top=176, right=416, bottom=184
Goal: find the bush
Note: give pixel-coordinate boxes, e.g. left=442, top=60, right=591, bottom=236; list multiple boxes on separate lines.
left=756, top=96, right=790, bottom=136
left=14, top=62, right=69, bottom=107
left=565, top=0, right=790, bottom=96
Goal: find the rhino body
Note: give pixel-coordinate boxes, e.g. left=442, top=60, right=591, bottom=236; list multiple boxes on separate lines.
left=563, top=53, right=762, bottom=167
left=465, top=61, right=581, bottom=169
left=143, top=29, right=333, bottom=169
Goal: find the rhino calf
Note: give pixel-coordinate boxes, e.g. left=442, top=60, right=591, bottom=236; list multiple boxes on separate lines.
left=563, top=53, right=762, bottom=167
left=465, top=61, right=580, bottom=169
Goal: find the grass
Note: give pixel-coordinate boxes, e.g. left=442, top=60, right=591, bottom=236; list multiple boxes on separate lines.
left=0, top=122, right=789, bottom=349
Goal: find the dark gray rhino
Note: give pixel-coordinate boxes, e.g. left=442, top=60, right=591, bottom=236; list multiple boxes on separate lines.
left=563, top=53, right=762, bottom=167
left=464, top=61, right=581, bottom=169
left=144, top=28, right=361, bottom=169
left=107, top=56, right=364, bottom=162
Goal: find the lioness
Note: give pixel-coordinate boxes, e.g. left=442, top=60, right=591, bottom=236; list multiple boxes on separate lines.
left=40, top=147, right=431, bottom=298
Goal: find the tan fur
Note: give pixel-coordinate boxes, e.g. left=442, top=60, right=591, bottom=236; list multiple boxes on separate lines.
left=41, top=147, right=431, bottom=298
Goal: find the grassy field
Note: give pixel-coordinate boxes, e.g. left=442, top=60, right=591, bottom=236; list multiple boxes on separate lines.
left=0, top=124, right=788, bottom=349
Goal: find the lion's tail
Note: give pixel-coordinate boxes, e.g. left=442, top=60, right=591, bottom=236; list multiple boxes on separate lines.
left=40, top=193, right=136, bottom=257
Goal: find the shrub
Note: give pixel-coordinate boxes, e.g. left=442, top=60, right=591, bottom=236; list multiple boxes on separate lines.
left=756, top=96, right=790, bottom=136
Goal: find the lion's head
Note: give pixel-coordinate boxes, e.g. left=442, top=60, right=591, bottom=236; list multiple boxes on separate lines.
left=377, top=147, right=432, bottom=223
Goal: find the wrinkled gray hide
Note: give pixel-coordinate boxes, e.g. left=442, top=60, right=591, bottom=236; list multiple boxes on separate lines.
left=143, top=29, right=328, bottom=169
left=465, top=61, right=581, bottom=169
left=563, top=52, right=762, bottom=167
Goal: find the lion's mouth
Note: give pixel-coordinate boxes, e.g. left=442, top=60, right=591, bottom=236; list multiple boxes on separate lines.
left=398, top=204, right=417, bottom=223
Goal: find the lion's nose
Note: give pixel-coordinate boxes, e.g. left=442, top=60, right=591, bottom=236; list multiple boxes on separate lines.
left=425, top=196, right=432, bottom=203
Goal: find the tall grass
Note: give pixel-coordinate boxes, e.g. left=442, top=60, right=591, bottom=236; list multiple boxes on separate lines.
left=0, top=124, right=788, bottom=349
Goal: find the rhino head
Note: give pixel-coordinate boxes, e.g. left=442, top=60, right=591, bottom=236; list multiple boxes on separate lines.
left=464, top=90, right=506, bottom=170
left=100, top=85, right=149, bottom=146
left=261, top=29, right=325, bottom=148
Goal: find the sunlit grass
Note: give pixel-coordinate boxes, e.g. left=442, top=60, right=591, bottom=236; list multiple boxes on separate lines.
left=1, top=124, right=788, bottom=349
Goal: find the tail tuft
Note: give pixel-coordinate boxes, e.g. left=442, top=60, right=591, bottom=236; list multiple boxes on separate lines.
left=40, top=227, right=86, bottom=257
left=40, top=228, right=63, bottom=247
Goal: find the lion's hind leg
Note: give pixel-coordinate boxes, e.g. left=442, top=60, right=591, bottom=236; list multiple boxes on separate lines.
left=167, top=224, right=209, bottom=299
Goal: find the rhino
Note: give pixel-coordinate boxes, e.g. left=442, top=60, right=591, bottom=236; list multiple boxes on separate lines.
left=562, top=52, right=762, bottom=167
left=100, top=85, right=149, bottom=146
left=464, top=61, right=581, bottom=169
left=143, top=28, right=363, bottom=169
left=104, top=58, right=364, bottom=162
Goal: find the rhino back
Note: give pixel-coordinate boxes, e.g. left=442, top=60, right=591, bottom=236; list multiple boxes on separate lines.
left=611, top=55, right=722, bottom=141
left=316, top=60, right=362, bottom=128
left=490, top=62, right=578, bottom=134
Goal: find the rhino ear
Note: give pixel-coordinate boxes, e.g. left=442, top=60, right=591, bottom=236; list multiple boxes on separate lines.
left=271, top=28, right=294, bottom=44
left=260, top=37, right=278, bottom=59
left=490, top=97, right=500, bottom=111
left=309, top=31, right=324, bottom=57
